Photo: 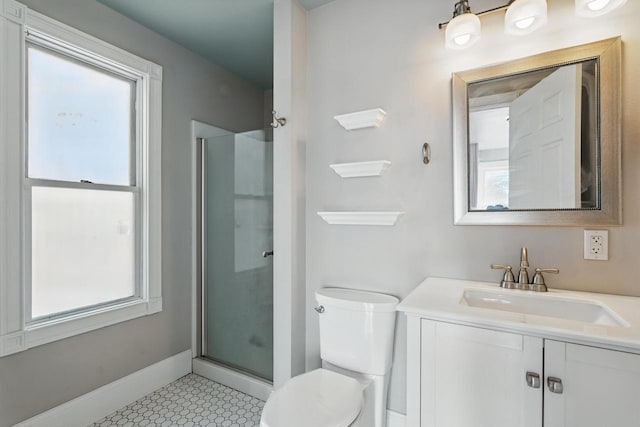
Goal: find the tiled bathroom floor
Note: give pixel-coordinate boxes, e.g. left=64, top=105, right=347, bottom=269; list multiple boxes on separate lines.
left=90, top=374, right=265, bottom=427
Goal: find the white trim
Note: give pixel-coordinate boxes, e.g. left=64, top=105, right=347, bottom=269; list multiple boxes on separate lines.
left=23, top=298, right=161, bottom=349
left=334, top=108, right=387, bottom=131
left=0, top=0, right=26, bottom=356
left=0, top=3, right=162, bottom=357
left=192, top=357, right=273, bottom=402
left=14, top=350, right=192, bottom=427
left=10, top=348, right=404, bottom=427
left=405, top=315, right=421, bottom=427
left=387, top=409, right=407, bottom=427
left=24, top=9, right=162, bottom=79
left=0, top=0, right=26, bottom=24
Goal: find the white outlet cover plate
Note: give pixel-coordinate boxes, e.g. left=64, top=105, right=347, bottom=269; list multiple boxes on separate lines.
left=584, top=229, right=609, bottom=260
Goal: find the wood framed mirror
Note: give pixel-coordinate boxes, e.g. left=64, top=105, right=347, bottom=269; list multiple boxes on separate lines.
left=453, top=37, right=621, bottom=226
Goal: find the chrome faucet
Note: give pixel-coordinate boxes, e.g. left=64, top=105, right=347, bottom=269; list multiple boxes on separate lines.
left=516, top=247, right=530, bottom=290
left=491, top=247, right=559, bottom=292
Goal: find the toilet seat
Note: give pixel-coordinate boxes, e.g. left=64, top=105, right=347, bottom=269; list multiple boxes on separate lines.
left=260, top=368, right=363, bottom=427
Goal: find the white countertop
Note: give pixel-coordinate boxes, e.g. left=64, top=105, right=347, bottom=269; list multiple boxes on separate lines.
left=397, top=277, right=640, bottom=354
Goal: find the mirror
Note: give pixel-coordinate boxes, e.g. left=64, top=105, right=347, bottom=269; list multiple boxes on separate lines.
left=453, top=37, right=621, bottom=225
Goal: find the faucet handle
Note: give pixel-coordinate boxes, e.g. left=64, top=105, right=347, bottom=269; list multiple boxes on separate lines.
left=491, top=264, right=511, bottom=269
left=491, top=264, right=517, bottom=289
left=529, top=268, right=559, bottom=292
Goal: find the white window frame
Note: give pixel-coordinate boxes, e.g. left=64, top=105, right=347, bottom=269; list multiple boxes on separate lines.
left=0, top=0, right=163, bottom=357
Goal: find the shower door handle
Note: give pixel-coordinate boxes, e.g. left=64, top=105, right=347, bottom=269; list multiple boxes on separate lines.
left=262, top=250, right=274, bottom=258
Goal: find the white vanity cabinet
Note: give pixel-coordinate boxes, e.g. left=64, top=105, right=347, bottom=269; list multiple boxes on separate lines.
left=407, top=317, right=640, bottom=427
left=399, top=278, right=640, bottom=427
left=544, top=340, right=640, bottom=427
left=417, top=319, right=543, bottom=427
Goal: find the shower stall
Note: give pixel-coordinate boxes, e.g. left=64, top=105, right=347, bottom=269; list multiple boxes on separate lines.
left=196, top=127, right=273, bottom=386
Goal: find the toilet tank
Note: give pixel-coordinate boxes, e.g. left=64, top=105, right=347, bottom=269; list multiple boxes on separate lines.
left=315, top=288, right=399, bottom=376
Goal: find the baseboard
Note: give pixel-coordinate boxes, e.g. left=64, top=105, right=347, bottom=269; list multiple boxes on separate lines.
left=14, top=350, right=403, bottom=427
left=14, top=350, right=192, bottom=427
left=192, top=359, right=404, bottom=425
left=387, top=409, right=407, bottom=427
left=192, top=357, right=273, bottom=401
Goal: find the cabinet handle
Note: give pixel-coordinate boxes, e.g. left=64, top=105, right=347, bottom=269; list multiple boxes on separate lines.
left=547, top=377, right=563, bottom=394
left=526, top=372, right=541, bottom=389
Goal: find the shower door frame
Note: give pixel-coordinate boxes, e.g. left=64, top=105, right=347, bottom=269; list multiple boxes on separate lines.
left=191, top=121, right=273, bottom=400
left=190, top=0, right=307, bottom=398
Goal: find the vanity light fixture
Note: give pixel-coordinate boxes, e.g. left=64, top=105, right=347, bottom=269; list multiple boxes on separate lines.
left=444, top=0, right=482, bottom=50
left=575, top=0, right=627, bottom=17
left=440, top=0, right=628, bottom=49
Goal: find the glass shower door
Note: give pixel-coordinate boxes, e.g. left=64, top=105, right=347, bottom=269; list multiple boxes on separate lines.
left=202, top=129, right=273, bottom=382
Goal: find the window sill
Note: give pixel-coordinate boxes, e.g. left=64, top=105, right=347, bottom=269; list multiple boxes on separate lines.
left=0, top=296, right=162, bottom=357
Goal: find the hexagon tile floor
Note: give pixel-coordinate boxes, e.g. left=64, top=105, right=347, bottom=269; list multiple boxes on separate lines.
left=89, top=374, right=265, bottom=427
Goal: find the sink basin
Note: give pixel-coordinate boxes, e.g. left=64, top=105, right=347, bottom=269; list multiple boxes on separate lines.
left=461, top=288, right=629, bottom=327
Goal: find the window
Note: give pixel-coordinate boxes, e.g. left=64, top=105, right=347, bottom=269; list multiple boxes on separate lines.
left=0, top=2, right=162, bottom=356
left=27, top=43, right=138, bottom=320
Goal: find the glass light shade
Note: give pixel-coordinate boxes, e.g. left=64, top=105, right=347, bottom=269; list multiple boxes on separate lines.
left=505, top=0, right=548, bottom=35
left=445, top=12, right=481, bottom=50
left=575, top=0, right=627, bottom=17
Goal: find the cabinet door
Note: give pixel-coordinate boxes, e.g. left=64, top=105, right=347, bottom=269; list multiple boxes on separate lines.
left=420, top=320, right=543, bottom=427
left=544, top=340, right=640, bottom=427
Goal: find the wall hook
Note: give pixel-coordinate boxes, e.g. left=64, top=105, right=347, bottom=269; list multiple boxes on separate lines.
left=422, top=142, right=431, bottom=164
left=271, top=110, right=287, bottom=128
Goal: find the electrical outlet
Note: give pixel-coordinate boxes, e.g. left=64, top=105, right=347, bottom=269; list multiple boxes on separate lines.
left=584, top=230, right=609, bottom=260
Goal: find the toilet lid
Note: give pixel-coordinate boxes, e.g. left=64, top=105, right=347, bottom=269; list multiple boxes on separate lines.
left=261, top=368, right=362, bottom=427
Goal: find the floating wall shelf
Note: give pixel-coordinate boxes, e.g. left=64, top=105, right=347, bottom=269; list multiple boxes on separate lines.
left=334, top=108, right=387, bottom=130
left=329, top=161, right=391, bottom=178
left=317, top=211, right=405, bottom=226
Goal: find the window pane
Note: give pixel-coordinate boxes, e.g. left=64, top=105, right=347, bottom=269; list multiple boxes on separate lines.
left=31, top=187, right=136, bottom=319
left=27, top=45, right=134, bottom=185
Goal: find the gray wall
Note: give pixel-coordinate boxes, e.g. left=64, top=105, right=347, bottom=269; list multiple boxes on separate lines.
left=305, top=0, right=640, bottom=415
left=0, top=1, right=264, bottom=425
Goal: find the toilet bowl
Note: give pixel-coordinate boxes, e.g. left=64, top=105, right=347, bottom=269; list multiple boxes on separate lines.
left=260, top=368, right=365, bottom=427
left=260, top=288, right=399, bottom=427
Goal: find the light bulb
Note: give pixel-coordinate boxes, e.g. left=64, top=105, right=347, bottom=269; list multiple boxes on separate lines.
left=588, top=0, right=610, bottom=10
left=575, top=0, right=627, bottom=17
left=515, top=16, right=536, bottom=29
left=505, top=0, right=547, bottom=35
left=445, top=12, right=481, bottom=50
left=454, top=34, right=472, bottom=45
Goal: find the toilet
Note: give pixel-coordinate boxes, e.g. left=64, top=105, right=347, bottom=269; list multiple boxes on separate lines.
left=260, top=287, right=399, bottom=427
